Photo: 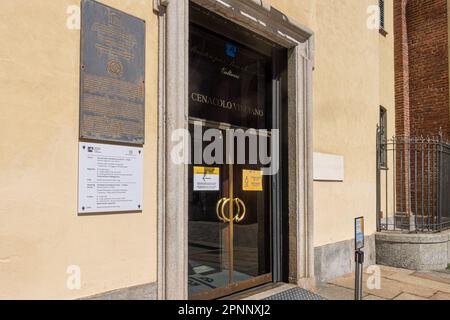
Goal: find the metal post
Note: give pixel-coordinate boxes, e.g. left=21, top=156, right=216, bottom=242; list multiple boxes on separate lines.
left=354, top=249, right=364, bottom=301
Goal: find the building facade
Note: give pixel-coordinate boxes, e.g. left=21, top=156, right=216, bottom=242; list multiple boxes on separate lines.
left=374, top=0, right=450, bottom=270
left=0, top=0, right=394, bottom=300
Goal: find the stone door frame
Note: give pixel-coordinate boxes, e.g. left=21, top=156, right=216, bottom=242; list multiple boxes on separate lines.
left=154, top=0, right=315, bottom=300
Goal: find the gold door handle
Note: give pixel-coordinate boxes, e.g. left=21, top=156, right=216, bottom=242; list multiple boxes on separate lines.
left=234, top=198, right=246, bottom=223
left=221, top=198, right=231, bottom=223
left=216, top=197, right=247, bottom=223
left=216, top=197, right=229, bottom=222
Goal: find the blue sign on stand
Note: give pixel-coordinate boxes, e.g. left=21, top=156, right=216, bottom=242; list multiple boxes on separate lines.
left=355, top=217, right=365, bottom=250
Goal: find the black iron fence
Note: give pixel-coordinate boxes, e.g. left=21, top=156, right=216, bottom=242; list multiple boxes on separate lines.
left=377, top=131, right=450, bottom=232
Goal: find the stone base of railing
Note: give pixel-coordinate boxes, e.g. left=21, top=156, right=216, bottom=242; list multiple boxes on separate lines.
left=375, top=230, right=450, bottom=270
left=394, top=212, right=416, bottom=232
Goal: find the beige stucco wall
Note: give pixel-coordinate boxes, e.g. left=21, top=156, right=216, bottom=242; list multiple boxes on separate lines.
left=270, top=0, right=395, bottom=247
left=0, top=0, right=158, bottom=299
left=0, top=0, right=396, bottom=299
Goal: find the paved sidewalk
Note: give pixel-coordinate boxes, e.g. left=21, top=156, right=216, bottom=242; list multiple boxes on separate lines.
left=317, top=265, right=450, bottom=300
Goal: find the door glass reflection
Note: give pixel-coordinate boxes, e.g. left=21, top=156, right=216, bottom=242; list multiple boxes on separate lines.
left=188, top=124, right=231, bottom=297
left=188, top=15, right=274, bottom=299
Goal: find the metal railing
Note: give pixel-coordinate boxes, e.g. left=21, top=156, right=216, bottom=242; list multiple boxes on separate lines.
left=377, top=130, right=450, bottom=232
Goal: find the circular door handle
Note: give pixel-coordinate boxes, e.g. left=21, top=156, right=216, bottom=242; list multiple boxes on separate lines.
left=221, top=198, right=231, bottom=223
left=216, top=197, right=228, bottom=222
left=216, top=197, right=247, bottom=223
left=234, top=198, right=246, bottom=223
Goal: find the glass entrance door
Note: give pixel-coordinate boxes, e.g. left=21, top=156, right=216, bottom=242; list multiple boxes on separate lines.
left=188, top=122, right=272, bottom=300
left=188, top=6, right=279, bottom=299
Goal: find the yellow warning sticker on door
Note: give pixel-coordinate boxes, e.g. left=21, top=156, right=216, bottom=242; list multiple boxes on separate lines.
left=194, top=167, right=220, bottom=191
left=194, top=167, right=220, bottom=175
left=243, top=170, right=263, bottom=191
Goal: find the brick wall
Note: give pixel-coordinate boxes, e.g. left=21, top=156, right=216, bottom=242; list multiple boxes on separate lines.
left=395, top=0, right=450, bottom=138
left=394, top=0, right=411, bottom=138
left=393, top=0, right=449, bottom=218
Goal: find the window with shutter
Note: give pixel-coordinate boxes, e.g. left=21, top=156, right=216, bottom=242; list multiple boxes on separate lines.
left=379, top=0, right=385, bottom=30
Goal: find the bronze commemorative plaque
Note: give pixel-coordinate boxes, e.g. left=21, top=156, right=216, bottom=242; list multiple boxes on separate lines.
left=80, top=0, right=145, bottom=145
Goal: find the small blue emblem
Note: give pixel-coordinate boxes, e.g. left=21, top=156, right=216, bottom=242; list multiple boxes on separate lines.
left=225, top=43, right=237, bottom=58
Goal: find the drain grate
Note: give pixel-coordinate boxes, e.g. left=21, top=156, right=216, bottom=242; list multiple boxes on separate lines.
left=263, top=288, right=326, bottom=300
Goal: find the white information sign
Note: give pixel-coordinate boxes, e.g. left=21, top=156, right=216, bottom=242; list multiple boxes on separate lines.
left=193, top=167, right=220, bottom=191
left=313, top=152, right=345, bottom=182
left=78, top=142, right=143, bottom=213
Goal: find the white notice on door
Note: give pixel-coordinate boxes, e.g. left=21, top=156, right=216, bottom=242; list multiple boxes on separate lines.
left=78, top=142, right=143, bottom=214
left=193, top=167, right=220, bottom=191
